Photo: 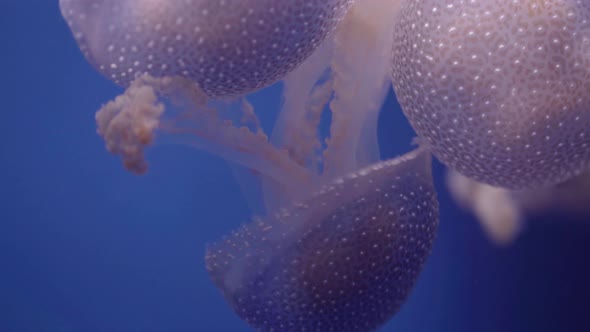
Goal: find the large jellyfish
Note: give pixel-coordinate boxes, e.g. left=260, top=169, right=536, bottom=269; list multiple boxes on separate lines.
left=60, top=0, right=439, bottom=331
left=391, top=0, right=590, bottom=189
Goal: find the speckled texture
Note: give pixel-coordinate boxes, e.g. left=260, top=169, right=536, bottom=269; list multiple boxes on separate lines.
left=391, top=0, right=590, bottom=189
left=59, top=0, right=352, bottom=97
left=206, top=149, right=438, bottom=332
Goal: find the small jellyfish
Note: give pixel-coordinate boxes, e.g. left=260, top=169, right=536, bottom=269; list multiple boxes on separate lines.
left=447, top=169, right=590, bottom=246
left=206, top=148, right=438, bottom=332
left=59, top=0, right=353, bottom=97
left=391, top=0, right=590, bottom=189
left=60, top=0, right=433, bottom=331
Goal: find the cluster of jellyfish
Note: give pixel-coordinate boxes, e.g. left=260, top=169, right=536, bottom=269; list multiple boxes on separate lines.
left=60, top=0, right=589, bottom=331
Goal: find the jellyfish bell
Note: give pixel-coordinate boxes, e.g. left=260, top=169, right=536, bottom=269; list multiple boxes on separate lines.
left=58, top=0, right=353, bottom=97
left=206, top=147, right=439, bottom=332
left=391, top=0, right=590, bottom=190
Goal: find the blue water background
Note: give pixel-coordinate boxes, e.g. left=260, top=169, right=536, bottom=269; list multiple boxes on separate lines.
left=1, top=1, right=589, bottom=331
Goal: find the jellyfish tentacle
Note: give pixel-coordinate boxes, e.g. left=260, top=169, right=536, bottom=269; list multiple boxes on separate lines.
left=271, top=39, right=334, bottom=174
left=95, top=76, right=165, bottom=174
left=446, top=170, right=525, bottom=246
left=96, top=74, right=314, bottom=193
left=162, top=81, right=316, bottom=190
left=448, top=167, right=590, bottom=246
left=323, top=0, right=402, bottom=179
left=255, top=41, right=335, bottom=212
left=260, top=0, right=404, bottom=211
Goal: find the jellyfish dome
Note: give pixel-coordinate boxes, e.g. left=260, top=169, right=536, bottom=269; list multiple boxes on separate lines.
left=206, top=148, right=438, bottom=332
left=59, top=0, right=353, bottom=97
left=391, top=0, right=590, bottom=189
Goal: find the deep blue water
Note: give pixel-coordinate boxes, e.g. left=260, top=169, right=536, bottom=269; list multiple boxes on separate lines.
left=1, top=1, right=589, bottom=332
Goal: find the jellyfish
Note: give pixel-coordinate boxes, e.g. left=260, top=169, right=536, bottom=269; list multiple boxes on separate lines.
left=60, top=0, right=439, bottom=331
left=206, top=148, right=438, bottom=332
left=448, top=169, right=590, bottom=246
left=59, top=0, right=353, bottom=97
left=391, top=0, right=590, bottom=190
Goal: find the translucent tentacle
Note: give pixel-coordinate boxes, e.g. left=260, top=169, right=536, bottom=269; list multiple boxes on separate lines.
left=448, top=168, right=590, bottom=246
left=271, top=40, right=334, bottom=173
left=260, top=40, right=335, bottom=212
left=96, top=74, right=313, bottom=194
left=95, top=77, right=165, bottom=174
left=446, top=170, right=524, bottom=246
left=323, top=0, right=402, bottom=179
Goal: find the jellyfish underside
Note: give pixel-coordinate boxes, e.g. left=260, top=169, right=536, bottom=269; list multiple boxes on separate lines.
left=58, top=0, right=354, bottom=97
left=61, top=0, right=441, bottom=331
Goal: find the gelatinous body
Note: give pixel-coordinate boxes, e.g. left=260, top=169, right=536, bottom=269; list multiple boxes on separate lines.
left=391, top=0, right=590, bottom=189
left=206, top=149, right=438, bottom=332
left=59, top=0, right=352, bottom=97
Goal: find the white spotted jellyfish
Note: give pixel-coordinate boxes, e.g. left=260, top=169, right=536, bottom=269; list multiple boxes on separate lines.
left=391, top=0, right=590, bottom=189
left=60, top=0, right=351, bottom=97
left=60, top=0, right=438, bottom=331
